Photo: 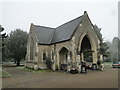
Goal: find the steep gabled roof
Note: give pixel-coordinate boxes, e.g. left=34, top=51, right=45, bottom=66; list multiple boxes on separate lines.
left=31, top=15, right=83, bottom=45
left=51, top=16, right=82, bottom=44
left=34, top=25, right=55, bottom=44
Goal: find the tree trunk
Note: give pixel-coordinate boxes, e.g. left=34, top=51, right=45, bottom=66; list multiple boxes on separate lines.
left=16, top=60, right=20, bottom=66
left=14, top=60, right=16, bottom=64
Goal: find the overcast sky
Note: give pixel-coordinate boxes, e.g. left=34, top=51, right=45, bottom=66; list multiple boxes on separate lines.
left=0, top=0, right=118, bottom=42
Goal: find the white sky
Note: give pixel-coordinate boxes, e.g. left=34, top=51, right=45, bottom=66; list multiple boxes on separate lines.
left=0, top=0, right=119, bottom=42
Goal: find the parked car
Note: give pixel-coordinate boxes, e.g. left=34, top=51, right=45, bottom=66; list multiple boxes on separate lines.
left=112, top=61, right=120, bottom=68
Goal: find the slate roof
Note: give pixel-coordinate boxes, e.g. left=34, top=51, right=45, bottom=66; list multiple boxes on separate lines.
left=31, top=15, right=83, bottom=45
left=34, top=25, right=55, bottom=44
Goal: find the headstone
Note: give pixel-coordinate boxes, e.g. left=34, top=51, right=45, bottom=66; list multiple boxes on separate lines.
left=80, top=62, right=87, bottom=74
left=92, top=64, right=97, bottom=70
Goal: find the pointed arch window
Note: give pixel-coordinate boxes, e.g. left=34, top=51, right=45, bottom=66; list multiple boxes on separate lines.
left=43, top=52, right=46, bottom=61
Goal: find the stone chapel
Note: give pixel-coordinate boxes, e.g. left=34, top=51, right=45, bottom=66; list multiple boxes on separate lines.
left=25, top=11, right=103, bottom=70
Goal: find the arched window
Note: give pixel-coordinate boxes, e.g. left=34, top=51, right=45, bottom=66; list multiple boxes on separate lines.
left=43, top=52, right=46, bottom=61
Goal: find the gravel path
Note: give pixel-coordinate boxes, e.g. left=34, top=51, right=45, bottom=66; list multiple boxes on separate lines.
left=2, top=65, right=119, bottom=88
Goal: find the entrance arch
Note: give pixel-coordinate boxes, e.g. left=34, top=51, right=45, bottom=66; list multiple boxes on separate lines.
left=81, top=35, right=93, bottom=62
left=59, top=47, right=69, bottom=70
left=79, top=32, right=98, bottom=64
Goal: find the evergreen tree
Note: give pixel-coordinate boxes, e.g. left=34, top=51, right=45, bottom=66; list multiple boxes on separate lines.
left=94, top=25, right=110, bottom=61
left=7, top=29, right=28, bottom=66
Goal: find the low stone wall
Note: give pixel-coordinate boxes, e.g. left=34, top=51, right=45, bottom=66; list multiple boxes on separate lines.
left=25, top=62, right=47, bottom=70
left=25, top=62, right=35, bottom=69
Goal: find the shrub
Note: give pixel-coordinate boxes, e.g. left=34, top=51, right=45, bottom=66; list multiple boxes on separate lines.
left=45, top=57, right=52, bottom=69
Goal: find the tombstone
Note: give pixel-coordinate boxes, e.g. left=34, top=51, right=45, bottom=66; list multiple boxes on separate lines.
left=78, top=64, right=81, bottom=73
left=97, top=60, right=101, bottom=70
left=92, top=64, right=97, bottom=70
left=80, top=62, right=87, bottom=74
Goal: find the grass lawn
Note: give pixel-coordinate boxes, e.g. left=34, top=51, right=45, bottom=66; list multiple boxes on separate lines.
left=104, top=62, right=112, bottom=66
left=0, top=68, right=11, bottom=78
left=16, top=66, right=52, bottom=74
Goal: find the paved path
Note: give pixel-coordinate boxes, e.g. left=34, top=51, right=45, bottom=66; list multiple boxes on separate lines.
left=2, top=65, right=119, bottom=88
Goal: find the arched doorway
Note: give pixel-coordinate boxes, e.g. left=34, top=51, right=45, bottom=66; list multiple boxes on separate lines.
left=59, top=47, right=68, bottom=70
left=80, top=35, right=93, bottom=63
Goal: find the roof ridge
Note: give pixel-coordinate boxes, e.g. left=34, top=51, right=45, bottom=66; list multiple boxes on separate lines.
left=33, top=15, right=83, bottom=30
left=55, top=15, right=83, bottom=29
left=34, top=24, right=55, bottom=30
